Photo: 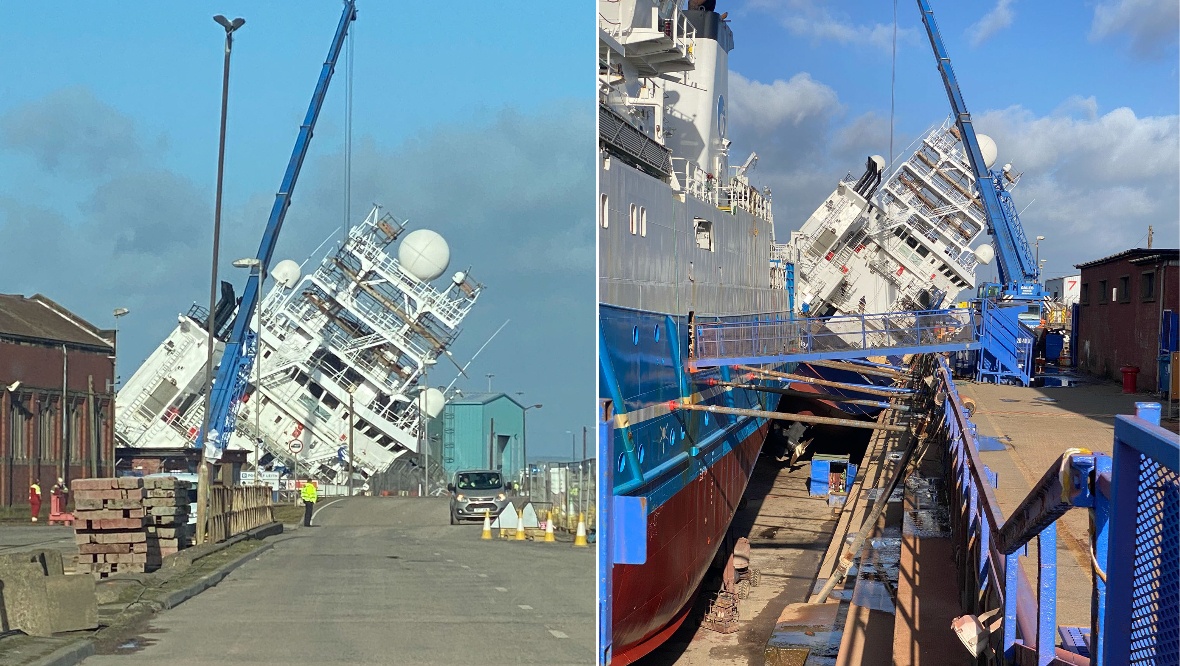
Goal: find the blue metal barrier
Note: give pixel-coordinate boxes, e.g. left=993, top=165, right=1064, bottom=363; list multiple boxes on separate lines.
left=937, top=359, right=1179, bottom=665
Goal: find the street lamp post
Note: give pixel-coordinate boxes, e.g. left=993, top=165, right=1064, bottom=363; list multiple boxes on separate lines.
left=112, top=308, right=129, bottom=391
left=1035, top=235, right=1045, bottom=281
left=521, top=403, right=541, bottom=498
left=197, top=14, right=245, bottom=546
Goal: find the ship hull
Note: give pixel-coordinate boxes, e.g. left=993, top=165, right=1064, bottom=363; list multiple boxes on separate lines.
left=601, top=304, right=781, bottom=663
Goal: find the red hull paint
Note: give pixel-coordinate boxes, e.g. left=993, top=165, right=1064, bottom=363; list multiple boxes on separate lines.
left=611, top=422, right=768, bottom=665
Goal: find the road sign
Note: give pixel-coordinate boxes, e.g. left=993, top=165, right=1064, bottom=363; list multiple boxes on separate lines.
left=289, top=440, right=304, bottom=454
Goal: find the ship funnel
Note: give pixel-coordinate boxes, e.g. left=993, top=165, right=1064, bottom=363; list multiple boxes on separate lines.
left=973, top=244, right=996, bottom=265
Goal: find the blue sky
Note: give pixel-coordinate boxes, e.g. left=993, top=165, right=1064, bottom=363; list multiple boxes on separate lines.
left=721, top=0, right=1178, bottom=284
left=0, top=1, right=594, bottom=460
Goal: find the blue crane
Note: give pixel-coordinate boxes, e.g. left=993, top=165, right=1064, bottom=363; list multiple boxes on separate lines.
left=200, top=1, right=357, bottom=459
left=916, top=0, right=1043, bottom=301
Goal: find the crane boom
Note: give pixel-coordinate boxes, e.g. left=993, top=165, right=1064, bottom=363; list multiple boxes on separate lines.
left=200, top=1, right=357, bottom=456
left=916, top=0, right=1040, bottom=292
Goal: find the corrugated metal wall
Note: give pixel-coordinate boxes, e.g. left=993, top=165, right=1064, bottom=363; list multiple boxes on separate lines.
left=441, top=396, right=524, bottom=483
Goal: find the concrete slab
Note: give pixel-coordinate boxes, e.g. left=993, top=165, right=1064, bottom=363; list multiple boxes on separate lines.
left=44, top=576, right=97, bottom=633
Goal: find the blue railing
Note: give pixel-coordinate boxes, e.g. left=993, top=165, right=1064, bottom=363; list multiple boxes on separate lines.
left=690, top=307, right=979, bottom=369
left=937, top=358, right=1178, bottom=664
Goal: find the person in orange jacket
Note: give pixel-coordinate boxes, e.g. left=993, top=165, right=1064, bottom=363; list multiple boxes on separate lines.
left=29, top=479, right=41, bottom=523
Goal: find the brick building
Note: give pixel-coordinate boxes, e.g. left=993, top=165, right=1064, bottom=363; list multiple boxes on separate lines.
left=1075, top=249, right=1179, bottom=391
left=0, top=294, right=117, bottom=506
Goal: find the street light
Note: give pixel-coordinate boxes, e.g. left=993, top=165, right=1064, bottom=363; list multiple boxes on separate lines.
left=197, top=13, right=245, bottom=546
left=112, top=308, right=129, bottom=391
left=233, top=258, right=263, bottom=480
left=1035, top=236, right=1045, bottom=281
left=521, top=403, right=542, bottom=497
left=485, top=373, right=495, bottom=392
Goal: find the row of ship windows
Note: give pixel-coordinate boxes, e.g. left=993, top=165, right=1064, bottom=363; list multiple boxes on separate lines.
left=599, top=194, right=648, bottom=237
left=599, top=194, right=715, bottom=251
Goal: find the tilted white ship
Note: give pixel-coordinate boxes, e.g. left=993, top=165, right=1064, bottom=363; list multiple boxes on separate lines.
left=115, top=205, right=482, bottom=483
left=788, top=119, right=1016, bottom=330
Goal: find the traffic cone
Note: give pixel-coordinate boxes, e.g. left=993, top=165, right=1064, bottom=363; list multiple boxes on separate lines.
left=481, top=509, right=492, bottom=540
left=515, top=508, right=526, bottom=541
left=573, top=512, right=588, bottom=547
left=544, top=511, right=556, bottom=543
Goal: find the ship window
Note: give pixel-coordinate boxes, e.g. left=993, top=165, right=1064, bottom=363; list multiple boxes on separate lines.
left=600, top=193, right=609, bottom=228
left=694, top=218, right=713, bottom=251
left=916, top=245, right=930, bottom=258
left=905, top=237, right=918, bottom=249
left=633, top=326, right=639, bottom=345
left=640, top=207, right=647, bottom=237
left=654, top=326, right=660, bottom=342
left=618, top=452, right=626, bottom=473
left=629, top=204, right=638, bottom=235
left=638, top=443, right=646, bottom=464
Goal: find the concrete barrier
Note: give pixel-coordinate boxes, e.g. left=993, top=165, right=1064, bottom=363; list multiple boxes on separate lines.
left=0, top=550, right=97, bottom=636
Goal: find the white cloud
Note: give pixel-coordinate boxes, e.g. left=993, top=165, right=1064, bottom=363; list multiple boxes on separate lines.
left=744, top=1, right=916, bottom=53
left=1091, top=0, right=1180, bottom=59
left=975, top=103, right=1179, bottom=271
left=968, top=0, right=1016, bottom=47
left=728, top=72, right=841, bottom=134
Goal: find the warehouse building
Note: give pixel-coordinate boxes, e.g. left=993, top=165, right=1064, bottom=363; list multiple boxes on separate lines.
left=438, top=392, right=525, bottom=483
left=1075, top=248, right=1178, bottom=392
left=0, top=294, right=117, bottom=506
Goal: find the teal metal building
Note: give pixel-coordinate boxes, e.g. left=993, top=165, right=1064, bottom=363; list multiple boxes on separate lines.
left=435, top=393, right=525, bottom=483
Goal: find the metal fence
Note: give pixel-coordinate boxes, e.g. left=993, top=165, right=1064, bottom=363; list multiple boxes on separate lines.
left=523, top=459, right=596, bottom=534
left=691, top=307, right=978, bottom=368
left=936, top=357, right=1179, bottom=664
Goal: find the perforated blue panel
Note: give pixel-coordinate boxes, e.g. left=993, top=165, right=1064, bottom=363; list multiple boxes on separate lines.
left=1128, top=453, right=1179, bottom=665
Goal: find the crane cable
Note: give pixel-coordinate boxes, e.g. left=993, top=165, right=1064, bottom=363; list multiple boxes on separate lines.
left=343, top=19, right=354, bottom=243
left=889, top=0, right=898, bottom=175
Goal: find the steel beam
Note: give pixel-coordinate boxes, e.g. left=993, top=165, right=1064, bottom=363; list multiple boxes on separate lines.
left=668, top=401, right=909, bottom=433
left=735, top=365, right=912, bottom=398
left=717, top=382, right=909, bottom=412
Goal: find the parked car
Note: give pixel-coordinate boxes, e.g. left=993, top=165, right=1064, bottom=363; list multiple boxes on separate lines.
left=447, top=470, right=512, bottom=525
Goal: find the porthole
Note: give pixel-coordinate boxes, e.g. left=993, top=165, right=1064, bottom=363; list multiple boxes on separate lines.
left=654, top=326, right=660, bottom=342
left=618, top=452, right=627, bottom=473
left=633, top=326, right=639, bottom=344
left=638, top=443, right=646, bottom=464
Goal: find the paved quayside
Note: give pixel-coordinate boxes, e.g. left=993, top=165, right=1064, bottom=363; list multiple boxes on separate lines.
left=80, top=497, right=594, bottom=666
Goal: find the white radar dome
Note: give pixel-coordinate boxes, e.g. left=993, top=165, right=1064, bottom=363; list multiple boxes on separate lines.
left=870, top=155, right=886, bottom=171
left=417, top=387, right=446, bottom=419
left=271, top=259, right=302, bottom=289
left=976, top=134, right=998, bottom=170
left=973, top=244, right=996, bottom=265
left=398, top=229, right=451, bottom=282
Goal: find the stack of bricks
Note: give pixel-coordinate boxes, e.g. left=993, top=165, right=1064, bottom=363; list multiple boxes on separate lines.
left=143, top=477, right=191, bottom=568
left=71, top=477, right=149, bottom=577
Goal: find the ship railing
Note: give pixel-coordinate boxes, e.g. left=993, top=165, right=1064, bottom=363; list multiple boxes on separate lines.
left=670, top=157, right=717, bottom=205
left=689, top=307, right=977, bottom=367
left=933, top=358, right=1178, bottom=665
left=724, top=177, right=773, bottom=222
left=349, top=233, right=474, bottom=328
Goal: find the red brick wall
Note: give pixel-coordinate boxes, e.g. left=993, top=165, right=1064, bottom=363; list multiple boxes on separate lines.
left=1077, top=258, right=1177, bottom=390
left=0, top=341, right=116, bottom=507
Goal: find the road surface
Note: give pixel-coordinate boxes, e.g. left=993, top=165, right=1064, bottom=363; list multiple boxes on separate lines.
left=82, top=496, right=594, bottom=666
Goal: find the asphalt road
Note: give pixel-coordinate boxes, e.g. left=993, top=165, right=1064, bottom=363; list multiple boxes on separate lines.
left=81, top=496, right=595, bottom=666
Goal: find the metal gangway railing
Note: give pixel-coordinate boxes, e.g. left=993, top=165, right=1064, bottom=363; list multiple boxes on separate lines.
left=689, top=307, right=980, bottom=369
left=936, top=358, right=1178, bottom=664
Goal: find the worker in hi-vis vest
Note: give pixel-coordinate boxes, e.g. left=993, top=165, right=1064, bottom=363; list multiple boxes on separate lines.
left=301, top=480, right=318, bottom=527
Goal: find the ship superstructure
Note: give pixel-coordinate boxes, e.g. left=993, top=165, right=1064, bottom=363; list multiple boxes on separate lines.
left=116, top=205, right=481, bottom=483
left=789, top=120, right=1011, bottom=324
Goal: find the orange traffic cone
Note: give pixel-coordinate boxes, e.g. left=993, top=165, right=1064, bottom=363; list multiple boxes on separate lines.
left=481, top=509, right=492, bottom=540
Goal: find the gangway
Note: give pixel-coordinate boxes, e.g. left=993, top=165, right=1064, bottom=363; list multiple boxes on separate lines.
left=688, top=306, right=979, bottom=370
